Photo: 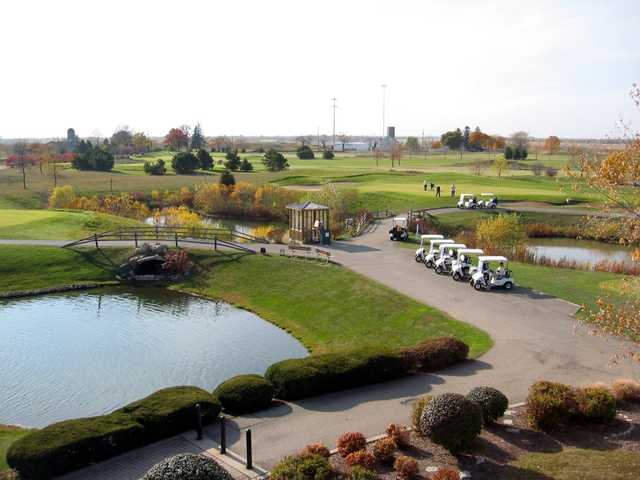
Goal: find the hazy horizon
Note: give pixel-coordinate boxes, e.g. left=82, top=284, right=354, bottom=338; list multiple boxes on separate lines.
left=2, top=0, right=639, bottom=140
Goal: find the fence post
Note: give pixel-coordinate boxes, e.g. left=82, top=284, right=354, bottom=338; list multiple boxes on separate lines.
left=220, top=416, right=226, bottom=454
left=134, top=232, right=138, bottom=247
left=195, top=403, right=203, bottom=440
left=94, top=234, right=99, bottom=249
left=214, top=236, right=217, bottom=251
left=175, top=232, right=179, bottom=248
left=246, top=429, right=252, bottom=470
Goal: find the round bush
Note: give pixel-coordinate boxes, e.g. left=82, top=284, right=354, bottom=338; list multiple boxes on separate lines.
left=350, top=465, right=377, bottom=480
left=394, top=455, right=418, bottom=480
left=419, top=393, right=482, bottom=452
left=271, top=453, right=332, bottom=480
left=526, top=381, right=576, bottom=430
left=337, top=432, right=367, bottom=458
left=385, top=423, right=409, bottom=448
left=612, top=378, right=640, bottom=403
left=575, top=386, right=617, bottom=422
left=399, top=337, right=469, bottom=372
left=373, top=437, right=397, bottom=463
left=432, top=467, right=461, bottom=480
left=345, top=450, right=376, bottom=470
left=142, top=453, right=232, bottom=480
left=301, top=442, right=330, bottom=458
left=213, top=374, right=274, bottom=415
left=466, top=386, right=509, bottom=424
left=411, top=396, right=433, bottom=431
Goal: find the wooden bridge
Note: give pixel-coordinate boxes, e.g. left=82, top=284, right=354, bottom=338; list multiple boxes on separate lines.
left=62, top=226, right=268, bottom=253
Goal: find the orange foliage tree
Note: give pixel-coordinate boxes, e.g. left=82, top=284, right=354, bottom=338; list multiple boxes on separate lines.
left=543, top=136, right=561, bottom=154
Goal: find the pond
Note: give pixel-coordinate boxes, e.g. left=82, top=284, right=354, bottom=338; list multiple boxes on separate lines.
left=0, top=288, right=307, bottom=428
left=527, top=238, right=633, bottom=266
left=145, top=216, right=285, bottom=236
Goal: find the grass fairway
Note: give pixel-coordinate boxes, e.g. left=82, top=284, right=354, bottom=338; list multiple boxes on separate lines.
left=0, top=209, right=142, bottom=240
left=0, top=246, right=127, bottom=293
left=180, top=251, right=492, bottom=355
left=1, top=426, right=30, bottom=472
left=509, top=448, right=640, bottom=480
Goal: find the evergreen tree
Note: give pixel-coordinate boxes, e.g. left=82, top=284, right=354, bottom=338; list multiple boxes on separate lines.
left=224, top=150, right=241, bottom=171
left=171, top=151, right=199, bottom=174
left=219, top=169, right=236, bottom=186
left=296, top=145, right=315, bottom=159
left=322, top=150, right=335, bottom=159
left=239, top=158, right=254, bottom=171
left=191, top=123, right=205, bottom=150
left=196, top=148, right=214, bottom=170
left=504, top=145, right=514, bottom=159
left=463, top=126, right=471, bottom=149
left=71, top=145, right=114, bottom=171
left=262, top=149, right=289, bottom=172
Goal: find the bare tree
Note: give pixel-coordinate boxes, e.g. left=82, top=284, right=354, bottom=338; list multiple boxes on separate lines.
left=13, top=141, right=30, bottom=189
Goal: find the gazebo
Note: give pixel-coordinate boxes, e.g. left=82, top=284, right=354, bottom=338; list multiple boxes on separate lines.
left=286, top=201, right=330, bottom=244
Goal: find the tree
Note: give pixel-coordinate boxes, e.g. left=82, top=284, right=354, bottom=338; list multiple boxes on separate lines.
left=430, top=140, right=442, bottom=149
left=196, top=148, right=213, bottom=170
left=441, top=129, right=464, bottom=150
left=224, top=150, right=241, bottom=171
left=476, top=213, right=526, bottom=255
left=219, top=169, right=236, bottom=186
left=11, top=141, right=30, bottom=189
left=494, top=155, right=509, bottom=178
left=494, top=136, right=506, bottom=150
left=144, top=159, right=166, bottom=175
left=164, top=127, right=190, bottom=151
left=390, top=142, right=404, bottom=167
left=296, top=145, right=315, bottom=159
left=262, top=149, right=289, bottom=172
left=405, top=136, right=420, bottom=154
left=463, top=126, right=471, bottom=149
left=511, top=131, right=529, bottom=150
left=323, top=150, right=335, bottom=160
left=71, top=145, right=114, bottom=171
left=239, top=158, right=254, bottom=171
left=296, top=135, right=312, bottom=146
left=504, top=145, right=514, bottom=159
left=543, top=136, right=561, bottom=154
left=132, top=132, right=152, bottom=154
left=191, top=123, right=205, bottom=150
left=110, top=127, right=133, bottom=154
left=171, top=151, right=199, bottom=174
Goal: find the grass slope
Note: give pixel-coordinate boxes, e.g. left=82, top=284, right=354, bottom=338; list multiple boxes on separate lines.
left=180, top=251, right=492, bottom=356
left=0, top=209, right=142, bottom=240
left=1, top=426, right=30, bottom=472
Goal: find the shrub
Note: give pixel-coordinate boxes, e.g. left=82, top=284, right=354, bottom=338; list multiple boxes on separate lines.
left=265, top=349, right=407, bottom=400
left=612, top=378, right=640, bottom=403
left=171, top=152, right=199, bottom=174
left=466, top=386, right=509, bottom=425
left=297, top=145, right=315, bottom=159
left=213, top=374, right=274, bottom=415
left=262, top=149, right=289, bottom=172
left=224, top=151, right=241, bottom=171
left=545, top=166, right=558, bottom=177
left=71, top=145, right=114, bottom=171
left=385, top=424, right=409, bottom=448
left=337, top=432, right=367, bottom=458
left=411, top=395, right=433, bottom=431
left=323, top=150, right=335, bottom=160
left=419, top=393, right=482, bottom=452
left=372, top=437, right=396, bottom=463
left=144, top=159, right=167, bottom=175
left=142, top=453, right=232, bottom=480
left=526, top=381, right=576, bottom=430
left=350, top=466, right=377, bottom=480
left=575, top=386, right=617, bottom=422
left=398, top=337, right=469, bottom=372
left=394, top=456, right=418, bottom=480
left=271, top=454, right=332, bottom=480
left=345, top=450, right=376, bottom=470
left=197, top=149, right=214, bottom=170
left=7, top=413, right=146, bottom=479
left=239, top=158, right=254, bottom=171
left=219, top=169, right=236, bottom=186
left=432, top=467, right=461, bottom=480
left=117, top=386, right=220, bottom=441
left=302, top=442, right=330, bottom=458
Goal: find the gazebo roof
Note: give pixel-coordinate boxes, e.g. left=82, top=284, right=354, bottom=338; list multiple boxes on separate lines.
left=286, top=201, right=329, bottom=211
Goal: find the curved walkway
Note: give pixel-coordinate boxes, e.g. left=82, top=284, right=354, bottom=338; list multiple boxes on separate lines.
left=3, top=225, right=638, bottom=474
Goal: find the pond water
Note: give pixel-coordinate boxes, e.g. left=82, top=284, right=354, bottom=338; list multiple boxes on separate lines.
left=527, top=238, right=633, bottom=266
left=0, top=288, right=307, bottom=428
left=145, top=216, right=284, bottom=236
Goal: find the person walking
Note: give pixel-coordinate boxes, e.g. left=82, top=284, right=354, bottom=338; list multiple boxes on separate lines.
left=430, top=182, right=435, bottom=191
left=436, top=185, right=441, bottom=197
left=451, top=183, right=456, bottom=197
left=423, top=180, right=427, bottom=191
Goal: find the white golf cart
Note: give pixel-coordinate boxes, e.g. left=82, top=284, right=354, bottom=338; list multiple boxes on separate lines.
left=434, top=243, right=467, bottom=275
left=415, top=234, right=444, bottom=262
left=423, top=239, right=455, bottom=269
left=457, top=193, right=478, bottom=209
left=470, top=256, right=515, bottom=291
left=451, top=248, right=484, bottom=282
left=478, top=193, right=497, bottom=209
left=388, top=217, right=409, bottom=241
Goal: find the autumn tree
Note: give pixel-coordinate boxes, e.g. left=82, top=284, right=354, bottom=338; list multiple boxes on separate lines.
left=494, top=136, right=506, bottom=150
left=476, top=213, right=527, bottom=255
left=430, top=140, right=442, bottom=149
left=164, top=127, right=190, bottom=151
left=132, top=132, right=152, bottom=154
left=494, top=155, right=509, bottom=178
left=543, top=136, right=561, bottom=154
left=11, top=141, right=30, bottom=189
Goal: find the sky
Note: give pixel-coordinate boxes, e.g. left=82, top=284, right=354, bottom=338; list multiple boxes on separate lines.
left=1, top=0, right=639, bottom=140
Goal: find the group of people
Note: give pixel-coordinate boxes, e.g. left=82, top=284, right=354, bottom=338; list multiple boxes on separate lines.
left=423, top=180, right=456, bottom=198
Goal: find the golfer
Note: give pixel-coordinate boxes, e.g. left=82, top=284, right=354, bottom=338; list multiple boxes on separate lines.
left=436, top=185, right=441, bottom=197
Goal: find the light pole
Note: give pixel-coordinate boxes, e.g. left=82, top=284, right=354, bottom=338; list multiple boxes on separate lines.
left=332, top=97, right=337, bottom=149
left=381, top=84, right=387, bottom=138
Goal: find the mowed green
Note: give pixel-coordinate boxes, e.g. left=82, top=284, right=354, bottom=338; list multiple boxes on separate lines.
left=179, top=251, right=492, bottom=355
left=0, top=209, right=142, bottom=240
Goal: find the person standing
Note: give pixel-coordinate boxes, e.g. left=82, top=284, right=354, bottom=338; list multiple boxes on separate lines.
left=436, top=185, right=441, bottom=197
left=451, top=183, right=456, bottom=197
left=423, top=180, right=427, bottom=191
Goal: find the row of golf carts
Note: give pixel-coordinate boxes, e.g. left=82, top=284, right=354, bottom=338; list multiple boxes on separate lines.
left=457, top=193, right=497, bottom=209
left=415, top=234, right=515, bottom=291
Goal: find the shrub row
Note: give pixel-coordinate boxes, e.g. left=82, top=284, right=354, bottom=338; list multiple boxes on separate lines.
left=8, top=387, right=219, bottom=479
left=213, top=374, right=274, bottom=415
left=398, top=337, right=469, bottom=372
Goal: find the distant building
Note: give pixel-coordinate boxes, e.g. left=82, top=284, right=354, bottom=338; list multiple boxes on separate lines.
left=66, top=128, right=77, bottom=150
left=333, top=141, right=370, bottom=152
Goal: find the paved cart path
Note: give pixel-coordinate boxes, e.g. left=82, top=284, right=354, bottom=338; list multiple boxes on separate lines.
left=2, top=222, right=637, bottom=476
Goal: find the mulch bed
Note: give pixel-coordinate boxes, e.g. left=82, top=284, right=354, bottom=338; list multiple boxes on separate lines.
left=329, top=403, right=640, bottom=479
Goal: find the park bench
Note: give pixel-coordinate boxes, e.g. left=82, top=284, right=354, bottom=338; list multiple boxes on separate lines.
left=287, top=244, right=312, bottom=259
left=315, top=248, right=332, bottom=264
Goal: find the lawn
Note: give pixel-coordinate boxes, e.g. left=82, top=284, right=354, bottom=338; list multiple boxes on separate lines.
left=0, top=209, right=142, bottom=240
left=0, top=426, right=30, bottom=472
left=508, top=448, right=640, bottom=480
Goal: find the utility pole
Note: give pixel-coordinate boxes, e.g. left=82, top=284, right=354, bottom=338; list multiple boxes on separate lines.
left=332, top=97, right=337, bottom=149
left=381, top=84, right=387, bottom=138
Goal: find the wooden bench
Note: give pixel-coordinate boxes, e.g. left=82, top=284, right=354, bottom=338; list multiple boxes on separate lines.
left=315, top=248, right=332, bottom=264
left=287, top=244, right=312, bottom=259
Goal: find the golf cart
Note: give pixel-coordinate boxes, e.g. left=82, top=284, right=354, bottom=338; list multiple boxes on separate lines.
left=434, top=243, right=467, bottom=275
left=478, top=193, right=497, bottom=209
left=470, top=256, right=515, bottom=291
left=451, top=248, right=484, bottom=281
left=415, top=234, right=444, bottom=262
left=457, top=193, right=478, bottom=209
left=423, top=239, right=455, bottom=269
left=389, top=217, right=409, bottom=241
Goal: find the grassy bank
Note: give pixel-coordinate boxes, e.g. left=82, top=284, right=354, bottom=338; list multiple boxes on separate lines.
left=1, top=426, right=30, bottom=472
left=0, top=209, right=142, bottom=240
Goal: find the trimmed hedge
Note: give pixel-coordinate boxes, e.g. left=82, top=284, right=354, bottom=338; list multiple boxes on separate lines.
left=575, top=386, right=616, bottom=422
left=271, top=453, right=333, bottom=480
left=527, top=381, right=576, bottom=430
left=265, top=349, right=407, bottom=400
left=8, top=386, right=219, bottom=479
left=466, top=386, right=509, bottom=425
left=213, top=374, right=274, bottom=415
left=398, top=337, right=469, bottom=372
left=142, top=453, right=233, bottom=480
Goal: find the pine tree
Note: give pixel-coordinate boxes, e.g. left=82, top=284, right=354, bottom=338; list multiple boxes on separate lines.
left=219, top=169, right=236, bottom=186
left=190, top=123, right=205, bottom=150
